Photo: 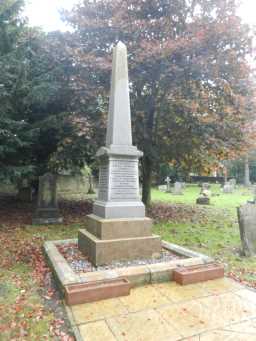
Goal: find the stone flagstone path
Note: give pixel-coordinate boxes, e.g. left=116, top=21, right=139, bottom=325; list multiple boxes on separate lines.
left=66, top=278, right=256, bottom=340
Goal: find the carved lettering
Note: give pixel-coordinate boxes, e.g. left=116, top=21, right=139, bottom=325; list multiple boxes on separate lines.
left=109, top=159, right=139, bottom=200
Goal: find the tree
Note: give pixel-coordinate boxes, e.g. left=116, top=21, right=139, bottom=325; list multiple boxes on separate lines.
left=64, top=0, right=255, bottom=205
left=0, top=1, right=94, bottom=184
left=0, top=0, right=34, bottom=182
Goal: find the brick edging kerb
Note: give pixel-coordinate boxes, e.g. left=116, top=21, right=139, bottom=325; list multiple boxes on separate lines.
left=44, top=239, right=213, bottom=290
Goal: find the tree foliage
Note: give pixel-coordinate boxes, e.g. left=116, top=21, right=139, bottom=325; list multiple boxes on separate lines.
left=0, top=1, right=93, bottom=183
left=0, top=0, right=34, bottom=182
left=64, top=0, right=255, bottom=205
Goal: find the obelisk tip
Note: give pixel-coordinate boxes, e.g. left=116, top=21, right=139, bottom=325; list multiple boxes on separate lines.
left=116, top=41, right=126, bottom=49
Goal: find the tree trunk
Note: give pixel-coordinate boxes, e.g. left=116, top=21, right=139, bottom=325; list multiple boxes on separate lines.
left=142, top=155, right=152, bottom=207
left=223, top=166, right=228, bottom=184
left=244, top=155, right=251, bottom=187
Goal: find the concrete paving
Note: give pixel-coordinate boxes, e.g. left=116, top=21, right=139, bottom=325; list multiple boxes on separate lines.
left=66, top=278, right=256, bottom=340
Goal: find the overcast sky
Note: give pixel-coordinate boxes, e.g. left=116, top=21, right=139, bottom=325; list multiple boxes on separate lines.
left=24, top=0, right=255, bottom=32
left=23, top=0, right=76, bottom=31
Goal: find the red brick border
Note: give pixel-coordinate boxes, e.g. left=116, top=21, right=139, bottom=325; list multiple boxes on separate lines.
left=173, top=263, right=224, bottom=285
left=64, top=278, right=131, bottom=305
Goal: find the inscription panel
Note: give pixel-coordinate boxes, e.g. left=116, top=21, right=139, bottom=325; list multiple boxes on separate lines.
left=109, top=158, right=139, bottom=201
left=98, top=163, right=109, bottom=201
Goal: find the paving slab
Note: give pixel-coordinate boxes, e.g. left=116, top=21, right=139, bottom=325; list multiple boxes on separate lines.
left=153, top=281, right=208, bottom=303
left=67, top=278, right=256, bottom=341
left=118, top=284, right=170, bottom=312
left=199, top=329, right=256, bottom=340
left=71, top=297, right=128, bottom=324
left=79, top=320, right=116, bottom=341
left=107, top=309, right=182, bottom=341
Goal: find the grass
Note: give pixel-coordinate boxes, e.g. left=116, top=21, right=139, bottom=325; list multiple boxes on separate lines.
left=0, top=223, right=80, bottom=340
left=152, top=184, right=252, bottom=210
left=152, top=185, right=256, bottom=286
left=0, top=184, right=255, bottom=338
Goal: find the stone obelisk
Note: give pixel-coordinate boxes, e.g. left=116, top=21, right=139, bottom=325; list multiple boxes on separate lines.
left=78, top=42, right=161, bottom=265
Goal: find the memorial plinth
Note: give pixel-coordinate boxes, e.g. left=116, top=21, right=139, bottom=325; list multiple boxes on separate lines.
left=78, top=42, right=161, bottom=265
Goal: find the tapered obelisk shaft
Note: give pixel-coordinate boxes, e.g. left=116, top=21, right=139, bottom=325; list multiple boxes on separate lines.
left=78, top=41, right=161, bottom=266
left=106, top=41, right=132, bottom=147
left=94, top=41, right=144, bottom=219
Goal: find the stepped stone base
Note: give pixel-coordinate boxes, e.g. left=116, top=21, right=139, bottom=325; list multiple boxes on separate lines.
left=78, top=229, right=162, bottom=266
left=85, top=214, right=153, bottom=240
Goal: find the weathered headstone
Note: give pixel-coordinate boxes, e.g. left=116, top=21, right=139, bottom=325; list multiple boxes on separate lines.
left=32, top=173, right=63, bottom=225
left=229, top=178, right=236, bottom=188
left=78, top=42, right=161, bottom=265
left=223, top=183, right=234, bottom=193
left=17, top=179, right=33, bottom=202
left=237, top=203, right=256, bottom=256
left=17, top=186, right=33, bottom=202
left=158, top=185, right=167, bottom=192
left=172, top=182, right=183, bottom=195
left=196, top=196, right=210, bottom=205
left=201, top=188, right=211, bottom=197
left=202, top=183, right=211, bottom=190
left=197, top=183, right=211, bottom=205
left=181, top=182, right=186, bottom=189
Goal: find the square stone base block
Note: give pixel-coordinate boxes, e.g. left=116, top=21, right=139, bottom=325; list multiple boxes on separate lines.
left=86, top=214, right=153, bottom=239
left=93, top=200, right=145, bottom=219
left=78, top=229, right=162, bottom=266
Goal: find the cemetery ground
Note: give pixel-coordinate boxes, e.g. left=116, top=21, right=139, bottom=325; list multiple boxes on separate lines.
left=0, top=184, right=255, bottom=339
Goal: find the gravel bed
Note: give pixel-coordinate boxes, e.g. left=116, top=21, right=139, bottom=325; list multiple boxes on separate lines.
left=57, top=242, right=186, bottom=273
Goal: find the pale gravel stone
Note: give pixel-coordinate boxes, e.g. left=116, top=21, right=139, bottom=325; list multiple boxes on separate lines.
left=58, top=242, right=186, bottom=273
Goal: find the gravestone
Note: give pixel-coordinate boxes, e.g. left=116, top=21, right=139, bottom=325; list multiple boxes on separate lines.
left=181, top=182, right=186, bottom=189
left=237, top=203, right=256, bottom=256
left=197, top=183, right=211, bottom=205
left=200, top=186, right=211, bottom=198
left=223, top=183, right=234, bottom=193
left=202, top=183, right=211, bottom=190
left=165, top=177, right=171, bottom=192
left=158, top=185, right=167, bottom=192
left=229, top=178, right=236, bottom=188
left=78, top=42, right=161, bottom=265
left=17, top=179, right=33, bottom=202
left=17, top=187, right=33, bottom=202
left=196, top=196, right=210, bottom=205
left=197, top=190, right=210, bottom=204
left=172, top=182, right=183, bottom=195
left=32, top=173, right=63, bottom=225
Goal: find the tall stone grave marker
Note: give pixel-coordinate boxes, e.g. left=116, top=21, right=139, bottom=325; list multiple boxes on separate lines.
left=237, top=203, right=256, bottom=256
left=33, top=173, right=63, bottom=225
left=78, top=42, right=161, bottom=265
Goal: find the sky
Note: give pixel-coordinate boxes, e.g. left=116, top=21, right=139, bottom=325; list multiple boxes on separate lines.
left=23, top=0, right=77, bottom=32
left=24, top=0, right=256, bottom=32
